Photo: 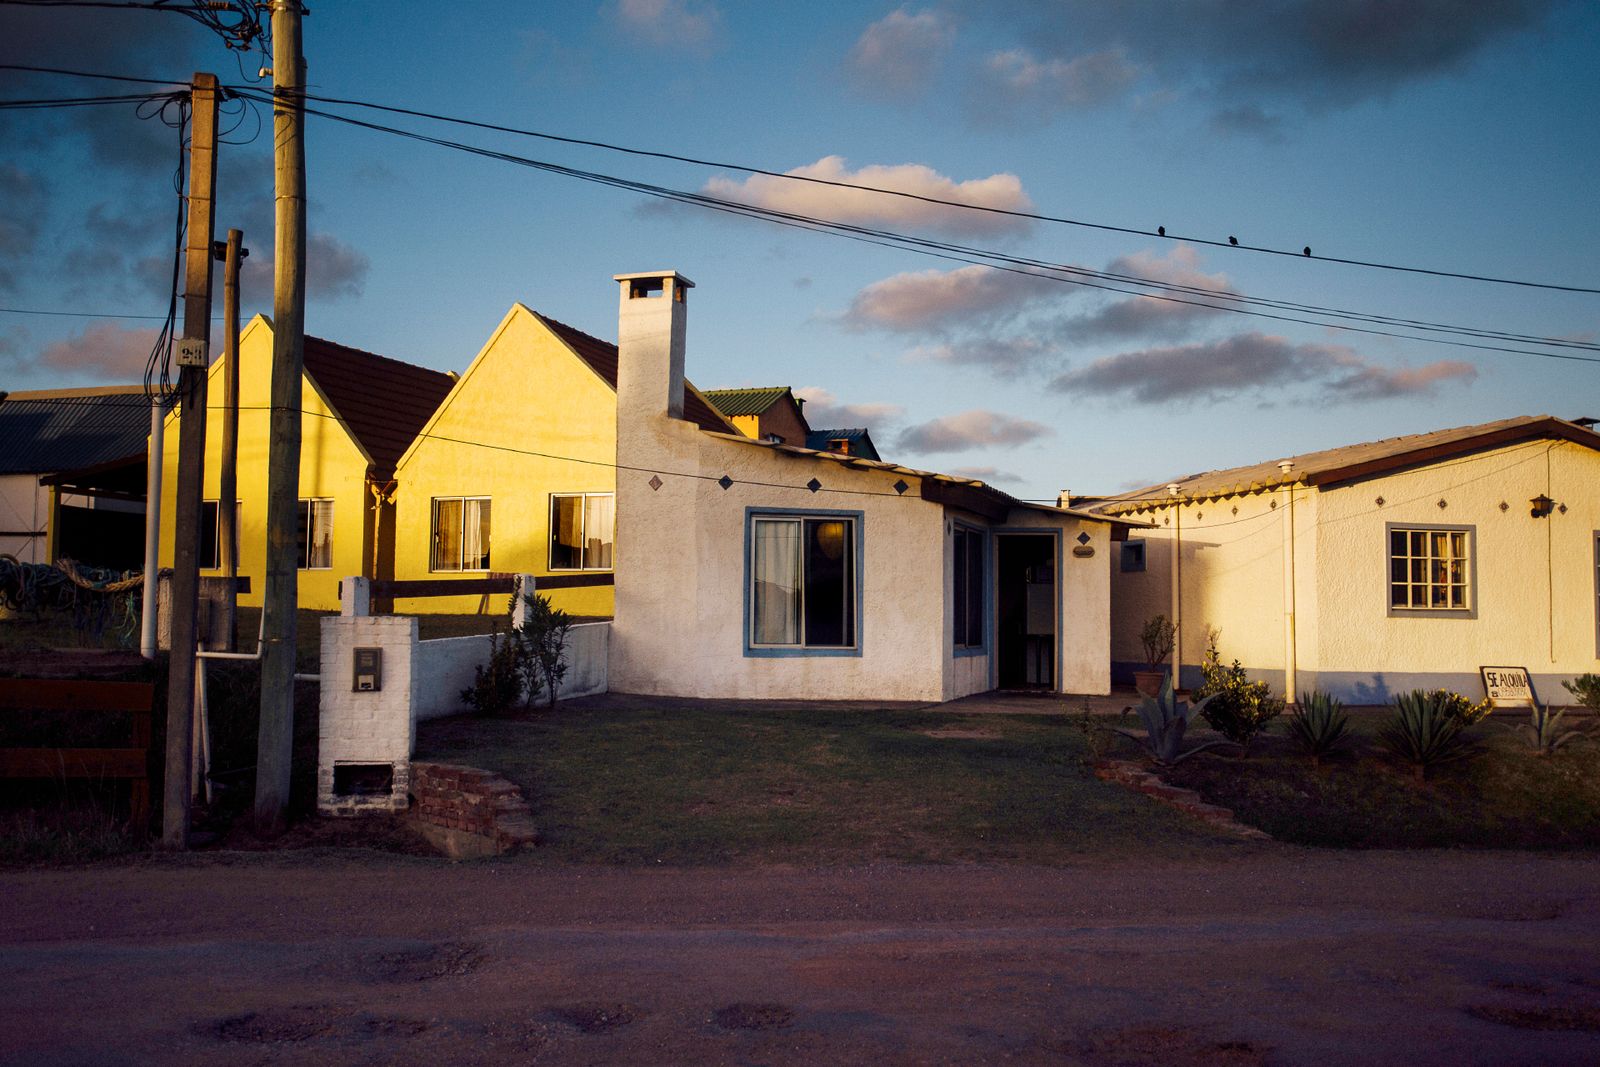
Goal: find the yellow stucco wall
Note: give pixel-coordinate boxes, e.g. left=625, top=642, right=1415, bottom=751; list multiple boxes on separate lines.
left=391, top=304, right=617, bottom=617
left=156, top=316, right=372, bottom=610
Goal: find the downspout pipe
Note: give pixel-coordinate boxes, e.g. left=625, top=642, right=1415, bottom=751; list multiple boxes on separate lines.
left=1279, top=461, right=1297, bottom=705
left=1168, top=483, right=1182, bottom=688
left=140, top=394, right=167, bottom=660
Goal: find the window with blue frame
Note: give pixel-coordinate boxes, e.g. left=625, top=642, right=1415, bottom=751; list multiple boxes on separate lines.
left=749, top=514, right=857, bottom=650
left=953, top=525, right=985, bottom=650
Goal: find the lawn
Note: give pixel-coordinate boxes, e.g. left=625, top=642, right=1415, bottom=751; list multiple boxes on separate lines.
left=416, top=694, right=1246, bottom=865
left=1163, top=709, right=1600, bottom=849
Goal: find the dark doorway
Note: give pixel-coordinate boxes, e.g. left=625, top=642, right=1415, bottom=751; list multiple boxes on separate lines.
left=996, top=534, right=1055, bottom=690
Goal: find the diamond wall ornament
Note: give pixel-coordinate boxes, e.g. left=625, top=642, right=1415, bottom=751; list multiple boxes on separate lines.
left=893, top=479, right=909, bottom=495
left=1437, top=499, right=1448, bottom=509
left=1499, top=501, right=1510, bottom=512
left=1076, top=531, right=1091, bottom=545
left=717, top=474, right=733, bottom=490
left=1270, top=499, right=1278, bottom=510
left=1231, top=506, right=1238, bottom=516
left=806, top=478, right=822, bottom=493
left=1559, top=503, right=1568, bottom=514
left=647, top=475, right=663, bottom=492
left=1375, top=496, right=1385, bottom=506
left=1196, top=512, right=1203, bottom=521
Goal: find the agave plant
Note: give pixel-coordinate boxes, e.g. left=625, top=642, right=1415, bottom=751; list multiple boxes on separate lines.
left=1286, top=690, right=1350, bottom=765
left=1379, top=689, right=1481, bottom=781
left=1513, top=699, right=1589, bottom=757
left=1115, top=673, right=1230, bottom=766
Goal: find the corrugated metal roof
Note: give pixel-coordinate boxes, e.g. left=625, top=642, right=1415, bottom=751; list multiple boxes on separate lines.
left=805, top=428, right=881, bottom=461
left=702, top=386, right=794, bottom=418
left=1085, top=415, right=1600, bottom=515
left=302, top=335, right=454, bottom=479
left=533, top=312, right=736, bottom=435
left=0, top=386, right=151, bottom=474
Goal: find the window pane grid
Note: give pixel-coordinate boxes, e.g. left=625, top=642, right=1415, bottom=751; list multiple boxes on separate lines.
left=550, top=493, right=614, bottom=571
left=1389, top=526, right=1470, bottom=611
left=432, top=497, right=490, bottom=572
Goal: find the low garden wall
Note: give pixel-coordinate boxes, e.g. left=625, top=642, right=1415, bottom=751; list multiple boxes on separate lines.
left=408, top=761, right=538, bottom=858
left=412, top=621, right=610, bottom=721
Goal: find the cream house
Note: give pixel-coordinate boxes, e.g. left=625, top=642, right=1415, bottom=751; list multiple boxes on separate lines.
left=1083, top=417, right=1600, bottom=704
left=608, top=271, right=1129, bottom=702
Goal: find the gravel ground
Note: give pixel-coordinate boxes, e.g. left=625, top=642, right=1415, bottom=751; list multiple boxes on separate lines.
left=2, top=849, right=1599, bottom=1065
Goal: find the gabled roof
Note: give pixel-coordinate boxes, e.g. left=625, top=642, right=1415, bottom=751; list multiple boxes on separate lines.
left=702, top=386, right=796, bottom=419
left=0, top=386, right=150, bottom=475
left=533, top=312, right=735, bottom=434
left=1086, top=415, right=1600, bottom=516
left=302, top=335, right=455, bottom=479
left=806, top=427, right=880, bottom=461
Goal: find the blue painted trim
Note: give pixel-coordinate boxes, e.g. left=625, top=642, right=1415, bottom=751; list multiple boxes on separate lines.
left=952, top=521, right=990, bottom=658
left=742, top=506, right=865, bottom=658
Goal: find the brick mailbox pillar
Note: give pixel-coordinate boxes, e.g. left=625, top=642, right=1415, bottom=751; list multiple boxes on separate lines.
left=318, top=614, right=418, bottom=816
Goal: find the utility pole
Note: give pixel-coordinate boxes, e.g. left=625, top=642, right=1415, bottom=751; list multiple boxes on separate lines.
left=216, top=229, right=246, bottom=651
left=256, top=0, right=307, bottom=834
left=161, top=72, right=220, bottom=848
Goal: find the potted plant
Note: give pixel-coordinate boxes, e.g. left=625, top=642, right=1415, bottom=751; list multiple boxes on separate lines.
left=1134, top=614, right=1174, bottom=697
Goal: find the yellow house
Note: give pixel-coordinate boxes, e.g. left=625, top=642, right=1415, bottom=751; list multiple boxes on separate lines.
left=390, top=303, right=733, bottom=617
left=157, top=315, right=454, bottom=609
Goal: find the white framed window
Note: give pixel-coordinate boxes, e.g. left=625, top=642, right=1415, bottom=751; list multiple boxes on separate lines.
left=431, top=497, right=491, bottom=572
left=1388, top=524, right=1473, bottom=615
left=748, top=512, right=858, bottom=652
left=296, top=498, right=334, bottom=570
left=953, top=525, right=985, bottom=651
left=198, top=499, right=239, bottom=571
left=549, top=493, right=614, bottom=571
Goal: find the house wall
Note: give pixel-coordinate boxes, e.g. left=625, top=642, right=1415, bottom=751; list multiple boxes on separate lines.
left=1313, top=439, right=1600, bottom=701
left=1007, top=507, right=1114, bottom=696
left=391, top=305, right=616, bottom=618
left=1108, top=488, right=1317, bottom=692
left=157, top=317, right=370, bottom=610
left=0, top=475, right=48, bottom=564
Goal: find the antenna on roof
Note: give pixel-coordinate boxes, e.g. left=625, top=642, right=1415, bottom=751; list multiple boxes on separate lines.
left=1572, top=416, right=1598, bottom=429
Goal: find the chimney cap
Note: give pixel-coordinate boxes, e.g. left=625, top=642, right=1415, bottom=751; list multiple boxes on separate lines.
left=613, top=270, right=695, bottom=288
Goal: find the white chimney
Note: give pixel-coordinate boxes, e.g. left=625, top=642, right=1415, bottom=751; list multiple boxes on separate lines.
left=615, top=270, right=693, bottom=421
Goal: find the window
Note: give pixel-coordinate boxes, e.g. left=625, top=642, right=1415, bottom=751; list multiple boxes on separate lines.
left=549, top=493, right=615, bottom=571
left=748, top=513, right=858, bottom=652
left=198, top=500, right=239, bottom=570
left=1121, top=539, right=1147, bottom=573
left=953, top=525, right=985, bottom=650
left=1389, top=525, right=1472, bottom=613
left=431, top=497, right=491, bottom=572
left=297, top=499, right=334, bottom=570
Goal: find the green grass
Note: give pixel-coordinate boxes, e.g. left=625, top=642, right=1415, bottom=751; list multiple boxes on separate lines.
left=416, top=696, right=1244, bottom=865
left=1165, top=710, right=1600, bottom=849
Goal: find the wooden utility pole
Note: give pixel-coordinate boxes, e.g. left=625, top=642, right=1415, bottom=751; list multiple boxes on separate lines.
left=161, top=72, right=220, bottom=848
left=217, top=228, right=245, bottom=652
left=256, top=0, right=307, bottom=834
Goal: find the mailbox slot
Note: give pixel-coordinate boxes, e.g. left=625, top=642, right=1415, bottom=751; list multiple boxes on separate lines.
left=353, top=647, right=382, bottom=692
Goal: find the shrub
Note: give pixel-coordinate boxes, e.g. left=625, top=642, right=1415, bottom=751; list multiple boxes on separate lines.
left=1115, top=673, right=1230, bottom=766
left=1138, top=615, right=1175, bottom=672
left=1286, top=690, right=1350, bottom=765
left=1562, top=673, right=1600, bottom=710
left=1512, top=699, right=1589, bottom=757
left=460, top=624, right=526, bottom=716
left=1379, top=689, right=1481, bottom=780
left=1192, top=637, right=1284, bottom=756
left=516, top=585, right=573, bottom=710
left=1424, top=688, right=1493, bottom=726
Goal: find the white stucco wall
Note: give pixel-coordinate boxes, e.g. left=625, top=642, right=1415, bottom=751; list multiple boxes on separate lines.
left=1106, top=437, right=1600, bottom=703
left=0, top=475, right=48, bottom=563
left=411, top=620, right=612, bottom=720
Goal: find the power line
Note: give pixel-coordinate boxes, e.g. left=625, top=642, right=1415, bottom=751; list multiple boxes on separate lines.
left=246, top=92, right=1600, bottom=367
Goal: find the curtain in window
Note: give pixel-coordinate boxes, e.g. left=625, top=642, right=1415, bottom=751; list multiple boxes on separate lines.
left=752, top=519, right=801, bottom=644
left=463, top=499, right=490, bottom=570
left=586, top=494, right=614, bottom=569
left=434, top=498, right=462, bottom=571
left=308, top=500, right=334, bottom=569
left=551, top=496, right=583, bottom=569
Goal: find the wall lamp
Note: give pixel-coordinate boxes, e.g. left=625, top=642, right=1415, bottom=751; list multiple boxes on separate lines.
left=1530, top=494, right=1555, bottom=518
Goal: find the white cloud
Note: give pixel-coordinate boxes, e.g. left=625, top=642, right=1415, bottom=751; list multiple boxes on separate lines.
left=794, top=386, right=904, bottom=429
left=702, top=156, right=1033, bottom=238
left=842, top=265, right=1057, bottom=333
left=947, top=465, right=1023, bottom=485
left=896, top=409, right=1053, bottom=454
left=1060, top=244, right=1236, bottom=342
left=608, top=0, right=722, bottom=51
left=975, top=47, right=1139, bottom=119
left=28, top=323, right=160, bottom=382
left=848, top=8, right=955, bottom=97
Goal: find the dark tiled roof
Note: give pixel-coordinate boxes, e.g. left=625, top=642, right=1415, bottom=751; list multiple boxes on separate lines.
left=805, top=428, right=881, bottom=461
left=0, top=387, right=150, bottom=475
left=1087, top=415, right=1600, bottom=515
left=303, top=336, right=454, bottom=479
left=702, top=386, right=794, bottom=418
left=533, top=313, right=735, bottom=434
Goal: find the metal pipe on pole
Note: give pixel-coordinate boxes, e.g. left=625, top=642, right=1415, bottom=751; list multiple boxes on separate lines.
left=255, top=0, right=307, bottom=835
left=217, top=229, right=245, bottom=652
left=1279, top=461, right=1298, bottom=705
left=1168, top=483, right=1182, bottom=689
left=161, top=72, right=220, bottom=848
left=139, top=393, right=166, bottom=660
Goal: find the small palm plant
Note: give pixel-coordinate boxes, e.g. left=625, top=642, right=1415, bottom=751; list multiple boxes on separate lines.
left=1285, top=690, right=1350, bottom=766
left=1115, top=673, right=1230, bottom=766
left=1513, top=699, right=1589, bottom=757
left=1379, top=689, right=1481, bottom=781
left=1562, top=673, right=1600, bottom=711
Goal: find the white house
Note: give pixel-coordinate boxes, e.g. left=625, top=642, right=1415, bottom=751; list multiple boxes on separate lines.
left=1083, top=416, right=1600, bottom=704
left=608, top=270, right=1130, bottom=702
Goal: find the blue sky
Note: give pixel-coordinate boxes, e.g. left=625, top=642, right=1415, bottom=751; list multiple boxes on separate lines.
left=3, top=1, right=1597, bottom=499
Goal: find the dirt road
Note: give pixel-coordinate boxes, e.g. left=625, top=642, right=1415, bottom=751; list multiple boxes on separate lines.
left=2, top=850, right=1598, bottom=1065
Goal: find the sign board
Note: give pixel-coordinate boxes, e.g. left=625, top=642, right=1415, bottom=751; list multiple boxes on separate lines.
left=1479, top=665, right=1534, bottom=707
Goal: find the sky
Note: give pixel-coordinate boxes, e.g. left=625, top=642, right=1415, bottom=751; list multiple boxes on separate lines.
left=2, top=0, right=1598, bottom=500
